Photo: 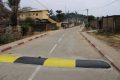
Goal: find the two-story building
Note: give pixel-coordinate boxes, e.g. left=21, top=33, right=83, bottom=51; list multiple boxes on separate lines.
left=19, top=10, right=61, bottom=31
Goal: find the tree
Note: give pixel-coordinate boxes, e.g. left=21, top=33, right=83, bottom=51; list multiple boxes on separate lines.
left=8, top=0, right=21, bottom=27
left=56, top=10, right=62, bottom=14
left=49, top=9, right=54, bottom=17
left=21, top=17, right=35, bottom=36
left=56, top=10, right=65, bottom=22
left=6, top=0, right=22, bottom=40
left=0, top=0, right=10, bottom=23
left=88, top=15, right=95, bottom=22
left=0, top=0, right=2, bottom=3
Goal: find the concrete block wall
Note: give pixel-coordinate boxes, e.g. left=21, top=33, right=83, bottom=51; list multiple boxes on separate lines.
left=115, top=17, right=120, bottom=32
left=98, top=15, right=120, bottom=33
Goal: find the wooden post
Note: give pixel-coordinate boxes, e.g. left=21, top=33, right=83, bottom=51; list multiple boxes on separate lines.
left=46, top=24, right=48, bottom=32
left=106, top=16, right=108, bottom=33
left=113, top=16, right=116, bottom=33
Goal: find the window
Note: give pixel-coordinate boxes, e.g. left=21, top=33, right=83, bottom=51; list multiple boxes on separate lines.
left=29, top=13, right=31, bottom=16
left=36, top=13, right=38, bottom=16
left=21, top=14, right=23, bottom=17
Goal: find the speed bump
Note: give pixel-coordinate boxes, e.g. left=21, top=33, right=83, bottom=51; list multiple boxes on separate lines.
left=0, top=55, right=20, bottom=63
left=14, top=57, right=47, bottom=65
left=0, top=55, right=111, bottom=69
left=43, top=58, right=75, bottom=68
left=76, top=60, right=110, bottom=68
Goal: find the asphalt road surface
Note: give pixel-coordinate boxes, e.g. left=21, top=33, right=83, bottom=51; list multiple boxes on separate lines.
left=0, top=26, right=120, bottom=80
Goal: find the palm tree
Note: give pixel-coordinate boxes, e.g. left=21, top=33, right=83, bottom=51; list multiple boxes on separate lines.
left=56, top=10, right=62, bottom=14
left=0, top=0, right=10, bottom=23
left=8, top=0, right=21, bottom=27
left=56, top=10, right=65, bottom=22
left=7, top=0, right=21, bottom=40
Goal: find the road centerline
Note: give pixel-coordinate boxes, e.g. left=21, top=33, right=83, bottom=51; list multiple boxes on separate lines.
left=27, top=43, right=58, bottom=80
left=49, top=44, right=58, bottom=55
left=58, top=37, right=62, bottom=43
left=28, top=66, right=42, bottom=80
left=27, top=33, right=64, bottom=80
left=58, top=34, right=64, bottom=43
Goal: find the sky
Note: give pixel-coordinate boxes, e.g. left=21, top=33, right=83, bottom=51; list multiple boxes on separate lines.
left=4, top=0, right=120, bottom=17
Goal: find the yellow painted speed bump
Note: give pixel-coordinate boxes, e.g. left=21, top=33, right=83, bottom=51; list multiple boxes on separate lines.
left=0, top=55, right=20, bottom=63
left=43, top=58, right=75, bottom=68
left=0, top=55, right=111, bottom=69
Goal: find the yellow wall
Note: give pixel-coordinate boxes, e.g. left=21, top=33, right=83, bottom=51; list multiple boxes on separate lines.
left=56, top=22, right=62, bottom=28
left=19, top=10, right=61, bottom=27
left=19, top=10, right=49, bottom=20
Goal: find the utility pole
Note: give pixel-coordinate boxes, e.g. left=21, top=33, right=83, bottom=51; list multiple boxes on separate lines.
left=65, top=0, right=67, bottom=14
left=86, top=9, right=89, bottom=28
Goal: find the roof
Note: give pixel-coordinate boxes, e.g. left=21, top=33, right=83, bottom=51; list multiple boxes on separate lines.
left=19, top=10, right=49, bottom=13
left=103, top=15, right=120, bottom=18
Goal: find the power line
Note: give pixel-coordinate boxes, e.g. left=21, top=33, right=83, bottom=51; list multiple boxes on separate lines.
left=27, top=0, right=49, bottom=10
left=90, top=0, right=119, bottom=11
left=34, top=0, right=49, bottom=10
left=77, top=0, right=119, bottom=13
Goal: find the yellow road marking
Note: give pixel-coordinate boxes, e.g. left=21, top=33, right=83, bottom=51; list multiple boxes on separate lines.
left=43, top=58, right=75, bottom=68
left=0, top=55, right=20, bottom=63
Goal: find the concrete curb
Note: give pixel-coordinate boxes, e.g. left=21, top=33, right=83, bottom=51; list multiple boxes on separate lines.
left=1, top=47, right=12, bottom=52
left=0, top=55, right=110, bottom=68
left=80, top=32, right=120, bottom=73
left=0, top=33, right=47, bottom=52
left=18, top=42, right=24, bottom=45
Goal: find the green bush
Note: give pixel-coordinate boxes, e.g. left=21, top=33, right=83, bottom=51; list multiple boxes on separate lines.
left=21, top=23, right=30, bottom=36
left=0, top=33, right=15, bottom=44
left=85, top=23, right=90, bottom=28
left=24, top=17, right=35, bottom=27
left=20, top=17, right=35, bottom=36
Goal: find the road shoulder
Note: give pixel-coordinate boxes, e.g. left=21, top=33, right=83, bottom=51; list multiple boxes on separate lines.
left=80, top=32, right=120, bottom=73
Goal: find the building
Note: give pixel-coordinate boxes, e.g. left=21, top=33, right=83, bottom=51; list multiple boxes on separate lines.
left=19, top=10, right=49, bottom=20
left=102, top=15, right=120, bottom=33
left=90, top=17, right=102, bottom=30
left=90, top=15, right=120, bottom=33
left=19, top=10, right=61, bottom=31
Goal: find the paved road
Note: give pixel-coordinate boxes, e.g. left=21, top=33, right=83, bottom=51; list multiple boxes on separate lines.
left=0, top=26, right=120, bottom=80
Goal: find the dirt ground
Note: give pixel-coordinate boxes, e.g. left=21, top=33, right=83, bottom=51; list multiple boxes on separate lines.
left=89, top=32, right=120, bottom=53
